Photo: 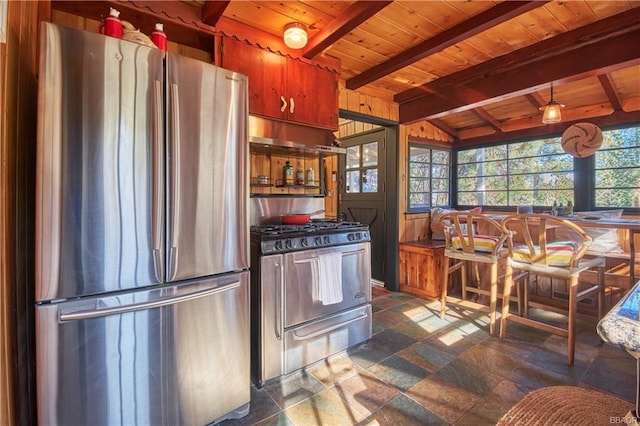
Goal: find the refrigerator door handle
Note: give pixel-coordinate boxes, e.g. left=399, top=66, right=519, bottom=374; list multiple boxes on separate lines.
left=152, top=80, right=164, bottom=282
left=59, top=281, right=241, bottom=322
left=168, top=82, right=181, bottom=281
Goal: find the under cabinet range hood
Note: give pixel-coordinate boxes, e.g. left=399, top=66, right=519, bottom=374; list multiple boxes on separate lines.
left=249, top=115, right=346, bottom=155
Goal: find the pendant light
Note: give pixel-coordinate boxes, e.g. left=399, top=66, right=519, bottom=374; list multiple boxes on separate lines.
left=540, top=83, right=564, bottom=124
left=283, top=23, right=308, bottom=49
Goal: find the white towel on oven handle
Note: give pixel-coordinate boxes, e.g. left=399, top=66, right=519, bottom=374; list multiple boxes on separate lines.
left=312, top=252, right=343, bottom=305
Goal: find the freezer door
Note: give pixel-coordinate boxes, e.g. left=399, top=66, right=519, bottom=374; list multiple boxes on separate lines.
left=166, top=55, right=249, bottom=281
left=36, top=272, right=250, bottom=426
left=36, top=23, right=165, bottom=301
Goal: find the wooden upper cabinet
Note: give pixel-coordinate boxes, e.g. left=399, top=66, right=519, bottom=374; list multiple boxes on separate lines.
left=222, top=37, right=338, bottom=130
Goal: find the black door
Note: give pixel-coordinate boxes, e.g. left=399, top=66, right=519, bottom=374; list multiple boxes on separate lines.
left=338, top=129, right=386, bottom=283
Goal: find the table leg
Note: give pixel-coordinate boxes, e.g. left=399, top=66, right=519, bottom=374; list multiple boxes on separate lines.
left=636, top=355, right=639, bottom=419
left=627, top=349, right=640, bottom=420
left=631, top=230, right=639, bottom=288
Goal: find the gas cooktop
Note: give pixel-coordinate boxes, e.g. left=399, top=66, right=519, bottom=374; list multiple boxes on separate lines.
left=251, top=219, right=370, bottom=254
left=251, top=219, right=365, bottom=236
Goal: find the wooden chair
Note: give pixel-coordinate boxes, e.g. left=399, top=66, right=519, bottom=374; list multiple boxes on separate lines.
left=440, top=212, right=521, bottom=335
left=499, top=214, right=606, bottom=365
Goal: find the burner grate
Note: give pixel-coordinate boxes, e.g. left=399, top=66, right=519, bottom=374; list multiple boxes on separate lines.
left=251, top=220, right=365, bottom=235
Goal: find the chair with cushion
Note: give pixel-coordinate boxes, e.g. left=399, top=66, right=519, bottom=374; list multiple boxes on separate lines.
left=440, top=212, right=521, bottom=335
left=499, top=213, right=606, bottom=365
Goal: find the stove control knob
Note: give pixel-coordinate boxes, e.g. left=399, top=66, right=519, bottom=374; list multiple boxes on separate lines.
left=300, top=237, right=309, bottom=247
left=347, top=233, right=355, bottom=241
left=315, top=236, right=323, bottom=245
left=274, top=240, right=283, bottom=251
left=285, top=239, right=293, bottom=249
left=323, top=236, right=331, bottom=244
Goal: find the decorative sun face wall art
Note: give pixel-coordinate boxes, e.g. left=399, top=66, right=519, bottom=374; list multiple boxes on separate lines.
left=561, top=122, right=603, bottom=158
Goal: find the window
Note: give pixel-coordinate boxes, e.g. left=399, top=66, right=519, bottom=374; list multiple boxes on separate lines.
left=457, top=139, right=574, bottom=207
left=407, top=143, right=450, bottom=211
left=454, top=124, right=640, bottom=211
left=595, top=127, right=640, bottom=208
left=346, top=142, right=378, bottom=193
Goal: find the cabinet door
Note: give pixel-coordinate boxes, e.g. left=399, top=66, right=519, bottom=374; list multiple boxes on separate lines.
left=222, top=37, right=338, bottom=130
left=222, top=38, right=286, bottom=120
left=286, top=58, right=338, bottom=130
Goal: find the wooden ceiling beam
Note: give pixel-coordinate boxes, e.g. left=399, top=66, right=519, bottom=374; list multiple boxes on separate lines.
left=526, top=93, right=546, bottom=109
left=453, top=110, right=640, bottom=148
left=471, top=108, right=502, bottom=132
left=598, top=74, right=624, bottom=111
left=398, top=9, right=640, bottom=124
left=429, top=119, right=459, bottom=139
left=302, top=1, right=392, bottom=59
left=397, top=8, right=640, bottom=105
left=346, top=1, right=547, bottom=90
left=200, top=1, right=229, bottom=27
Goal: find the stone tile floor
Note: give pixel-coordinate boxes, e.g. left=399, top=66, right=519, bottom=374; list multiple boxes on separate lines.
left=221, top=287, right=636, bottom=425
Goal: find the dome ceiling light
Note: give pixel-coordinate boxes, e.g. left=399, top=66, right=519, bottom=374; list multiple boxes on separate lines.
left=283, top=22, right=308, bottom=49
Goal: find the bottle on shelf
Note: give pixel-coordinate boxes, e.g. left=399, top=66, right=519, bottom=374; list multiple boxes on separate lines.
left=552, top=200, right=558, bottom=216
left=151, top=23, right=167, bottom=52
left=306, top=167, right=315, bottom=185
left=567, top=200, right=574, bottom=215
left=282, top=160, right=294, bottom=185
left=295, top=166, right=304, bottom=185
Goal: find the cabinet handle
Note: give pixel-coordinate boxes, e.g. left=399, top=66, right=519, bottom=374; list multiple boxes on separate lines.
left=289, top=97, right=295, bottom=114
left=280, top=96, right=287, bottom=112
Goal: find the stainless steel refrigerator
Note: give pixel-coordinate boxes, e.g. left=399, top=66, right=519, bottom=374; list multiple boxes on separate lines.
left=35, top=22, right=249, bottom=425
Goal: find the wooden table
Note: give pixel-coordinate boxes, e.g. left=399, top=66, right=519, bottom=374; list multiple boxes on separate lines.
left=597, top=279, right=640, bottom=419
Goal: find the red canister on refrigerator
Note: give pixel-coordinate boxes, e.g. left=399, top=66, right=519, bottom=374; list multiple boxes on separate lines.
left=151, top=23, right=167, bottom=52
left=101, top=8, right=123, bottom=38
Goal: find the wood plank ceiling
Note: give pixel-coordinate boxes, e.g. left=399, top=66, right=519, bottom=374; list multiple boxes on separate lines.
left=53, top=1, right=640, bottom=146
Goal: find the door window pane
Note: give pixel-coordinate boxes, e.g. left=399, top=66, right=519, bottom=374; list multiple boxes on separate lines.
left=346, top=146, right=360, bottom=169
left=362, top=168, right=378, bottom=193
left=362, top=142, right=378, bottom=167
left=346, top=170, right=360, bottom=193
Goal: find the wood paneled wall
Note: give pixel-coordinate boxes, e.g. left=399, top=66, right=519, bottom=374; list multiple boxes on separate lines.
left=338, top=80, right=398, bottom=122
left=1, top=1, right=42, bottom=425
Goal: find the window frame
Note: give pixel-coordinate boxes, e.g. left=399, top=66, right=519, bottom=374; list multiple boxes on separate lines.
left=406, top=141, right=451, bottom=213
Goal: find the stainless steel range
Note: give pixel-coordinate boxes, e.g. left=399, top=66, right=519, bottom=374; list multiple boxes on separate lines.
left=250, top=219, right=372, bottom=386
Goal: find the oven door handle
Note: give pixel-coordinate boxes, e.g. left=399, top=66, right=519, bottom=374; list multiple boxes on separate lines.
left=342, top=248, right=366, bottom=256
left=291, top=311, right=369, bottom=341
left=292, top=248, right=367, bottom=264
left=275, top=261, right=284, bottom=341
